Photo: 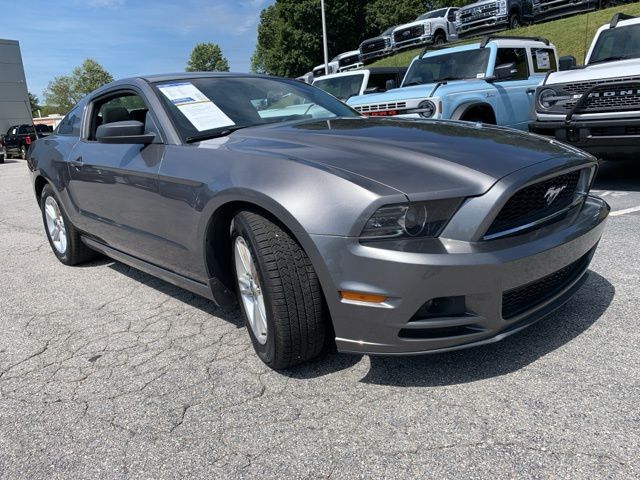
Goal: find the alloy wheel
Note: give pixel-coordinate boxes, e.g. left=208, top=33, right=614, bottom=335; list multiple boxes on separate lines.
left=234, top=236, right=268, bottom=344
left=44, top=196, right=67, bottom=254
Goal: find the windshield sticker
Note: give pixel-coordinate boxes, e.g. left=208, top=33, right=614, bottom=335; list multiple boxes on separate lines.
left=157, top=82, right=235, bottom=132
left=476, top=73, right=485, bottom=78
left=535, top=51, right=551, bottom=70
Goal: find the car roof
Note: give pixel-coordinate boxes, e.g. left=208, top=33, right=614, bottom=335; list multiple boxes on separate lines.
left=313, top=67, right=406, bottom=81
left=421, top=38, right=552, bottom=59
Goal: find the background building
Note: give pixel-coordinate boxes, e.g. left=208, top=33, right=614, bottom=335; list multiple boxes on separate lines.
left=0, top=39, right=31, bottom=134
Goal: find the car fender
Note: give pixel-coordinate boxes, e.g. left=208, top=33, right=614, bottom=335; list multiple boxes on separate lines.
left=449, top=98, right=496, bottom=122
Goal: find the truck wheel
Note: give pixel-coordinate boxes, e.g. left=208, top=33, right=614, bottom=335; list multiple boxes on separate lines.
left=599, top=0, right=612, bottom=7
left=434, top=32, right=446, bottom=46
left=20, top=146, right=27, bottom=159
left=509, top=13, right=521, bottom=29
left=41, top=185, right=95, bottom=266
left=231, top=210, right=325, bottom=369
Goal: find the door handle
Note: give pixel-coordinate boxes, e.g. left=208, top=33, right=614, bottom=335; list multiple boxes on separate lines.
left=526, top=88, right=536, bottom=95
left=69, top=157, right=84, bottom=168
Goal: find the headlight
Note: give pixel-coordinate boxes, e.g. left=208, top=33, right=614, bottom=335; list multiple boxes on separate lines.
left=537, top=88, right=572, bottom=110
left=424, top=23, right=431, bottom=35
left=360, top=199, right=462, bottom=239
left=417, top=99, right=436, bottom=118
left=498, top=0, right=507, bottom=15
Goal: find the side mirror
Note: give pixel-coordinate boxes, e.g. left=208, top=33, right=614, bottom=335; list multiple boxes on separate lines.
left=96, top=120, right=155, bottom=145
left=493, top=62, right=517, bottom=80
left=385, top=79, right=396, bottom=91
left=558, top=55, right=577, bottom=71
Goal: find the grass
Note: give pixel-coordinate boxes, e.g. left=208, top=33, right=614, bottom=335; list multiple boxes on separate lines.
left=369, top=3, right=640, bottom=68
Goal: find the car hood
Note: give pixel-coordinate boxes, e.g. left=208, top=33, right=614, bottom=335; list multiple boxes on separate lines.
left=547, top=58, right=640, bottom=84
left=347, top=81, right=483, bottom=105
left=222, top=118, right=587, bottom=201
left=395, top=19, right=432, bottom=29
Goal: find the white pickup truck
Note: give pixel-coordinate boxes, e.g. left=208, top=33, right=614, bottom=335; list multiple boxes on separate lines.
left=392, top=8, right=459, bottom=49
left=530, top=13, right=640, bottom=160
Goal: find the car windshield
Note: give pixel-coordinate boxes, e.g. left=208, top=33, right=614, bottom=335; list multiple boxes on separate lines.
left=589, top=24, right=640, bottom=64
left=153, top=76, right=359, bottom=141
left=313, top=73, right=365, bottom=101
left=402, top=48, right=490, bottom=86
left=417, top=9, right=447, bottom=20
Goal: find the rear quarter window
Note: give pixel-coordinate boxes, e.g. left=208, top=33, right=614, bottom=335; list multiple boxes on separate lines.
left=531, top=48, right=557, bottom=73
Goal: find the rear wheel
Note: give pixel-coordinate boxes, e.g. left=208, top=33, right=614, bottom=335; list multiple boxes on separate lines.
left=41, top=184, right=95, bottom=265
left=231, top=211, right=325, bottom=369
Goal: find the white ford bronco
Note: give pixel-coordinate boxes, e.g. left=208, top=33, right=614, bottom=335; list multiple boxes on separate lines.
left=530, top=13, right=640, bottom=160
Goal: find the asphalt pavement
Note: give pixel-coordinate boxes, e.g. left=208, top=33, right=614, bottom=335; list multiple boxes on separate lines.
left=0, top=158, right=639, bottom=479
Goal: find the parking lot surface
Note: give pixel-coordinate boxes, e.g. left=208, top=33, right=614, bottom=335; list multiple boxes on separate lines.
left=1, top=158, right=639, bottom=479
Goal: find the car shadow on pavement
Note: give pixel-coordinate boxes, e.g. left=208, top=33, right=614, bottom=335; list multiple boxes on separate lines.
left=359, top=271, right=614, bottom=387
left=105, top=260, right=244, bottom=327
left=594, top=159, right=640, bottom=192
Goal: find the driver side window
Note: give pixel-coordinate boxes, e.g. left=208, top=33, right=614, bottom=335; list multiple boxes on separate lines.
left=88, top=92, right=149, bottom=140
left=495, top=48, right=529, bottom=81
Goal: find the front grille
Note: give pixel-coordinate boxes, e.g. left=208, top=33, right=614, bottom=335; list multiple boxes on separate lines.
left=459, top=3, right=498, bottom=23
left=554, top=77, right=640, bottom=113
left=339, top=54, right=360, bottom=68
left=486, top=170, right=582, bottom=238
left=361, top=38, right=388, bottom=54
left=502, top=249, right=592, bottom=319
left=353, top=101, right=407, bottom=113
left=393, top=25, right=424, bottom=43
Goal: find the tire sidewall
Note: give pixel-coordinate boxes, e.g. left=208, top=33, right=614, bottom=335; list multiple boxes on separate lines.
left=231, top=214, right=278, bottom=365
left=509, top=13, right=520, bottom=29
left=434, top=33, right=445, bottom=46
left=41, top=185, right=73, bottom=264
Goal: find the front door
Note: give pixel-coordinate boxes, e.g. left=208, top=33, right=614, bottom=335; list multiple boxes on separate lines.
left=491, top=47, right=536, bottom=131
left=66, top=90, right=166, bottom=264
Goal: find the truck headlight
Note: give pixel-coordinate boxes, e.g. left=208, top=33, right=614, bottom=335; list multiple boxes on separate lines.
left=498, top=0, right=507, bottom=15
left=417, top=99, right=437, bottom=118
left=537, top=88, right=572, bottom=110
left=424, top=23, right=431, bottom=35
left=360, top=199, right=462, bottom=239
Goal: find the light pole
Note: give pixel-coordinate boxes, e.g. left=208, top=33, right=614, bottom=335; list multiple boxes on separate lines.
left=320, top=0, right=329, bottom=75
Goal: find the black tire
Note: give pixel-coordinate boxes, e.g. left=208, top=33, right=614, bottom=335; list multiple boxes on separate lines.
left=433, top=32, right=446, bottom=46
left=20, top=146, right=27, bottom=159
left=599, top=0, right=612, bottom=8
left=0, top=156, right=4, bottom=164
left=231, top=211, right=325, bottom=369
left=508, top=12, right=521, bottom=29
left=40, top=184, right=95, bottom=265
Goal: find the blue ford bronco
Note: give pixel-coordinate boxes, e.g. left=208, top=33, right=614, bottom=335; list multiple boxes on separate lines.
left=347, top=36, right=558, bottom=131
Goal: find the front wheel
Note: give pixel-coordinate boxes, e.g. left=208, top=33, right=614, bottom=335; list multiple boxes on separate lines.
left=508, top=13, right=521, bottom=29
left=433, top=32, right=446, bottom=46
left=231, top=211, right=325, bottom=369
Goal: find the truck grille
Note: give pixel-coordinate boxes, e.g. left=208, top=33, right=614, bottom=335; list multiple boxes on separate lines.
left=393, top=25, right=424, bottom=43
left=459, top=3, right=498, bottom=23
left=361, top=38, right=389, bottom=54
left=353, top=101, right=407, bottom=113
left=556, top=77, right=640, bottom=113
left=502, top=248, right=592, bottom=320
left=485, top=170, right=582, bottom=238
left=338, top=54, right=360, bottom=68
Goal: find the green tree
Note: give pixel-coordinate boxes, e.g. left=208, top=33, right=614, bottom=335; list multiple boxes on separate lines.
left=364, top=0, right=431, bottom=33
left=28, top=92, right=40, bottom=117
left=43, top=59, right=113, bottom=113
left=186, top=43, right=230, bottom=72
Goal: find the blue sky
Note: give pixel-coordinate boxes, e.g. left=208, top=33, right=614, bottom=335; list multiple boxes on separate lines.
left=3, top=0, right=274, bottom=101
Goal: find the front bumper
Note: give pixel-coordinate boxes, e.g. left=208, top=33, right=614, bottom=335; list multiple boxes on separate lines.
left=311, top=195, right=609, bottom=355
left=458, top=16, right=508, bottom=37
left=394, top=34, right=434, bottom=50
left=529, top=117, right=640, bottom=160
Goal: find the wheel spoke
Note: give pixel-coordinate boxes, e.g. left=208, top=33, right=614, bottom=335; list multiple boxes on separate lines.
left=45, top=204, right=57, bottom=221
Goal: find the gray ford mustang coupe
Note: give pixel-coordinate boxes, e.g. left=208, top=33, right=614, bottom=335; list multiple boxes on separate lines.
left=28, top=73, right=609, bottom=369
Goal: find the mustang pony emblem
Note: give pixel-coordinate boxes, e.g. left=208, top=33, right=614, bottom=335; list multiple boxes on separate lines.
left=544, top=185, right=567, bottom=205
